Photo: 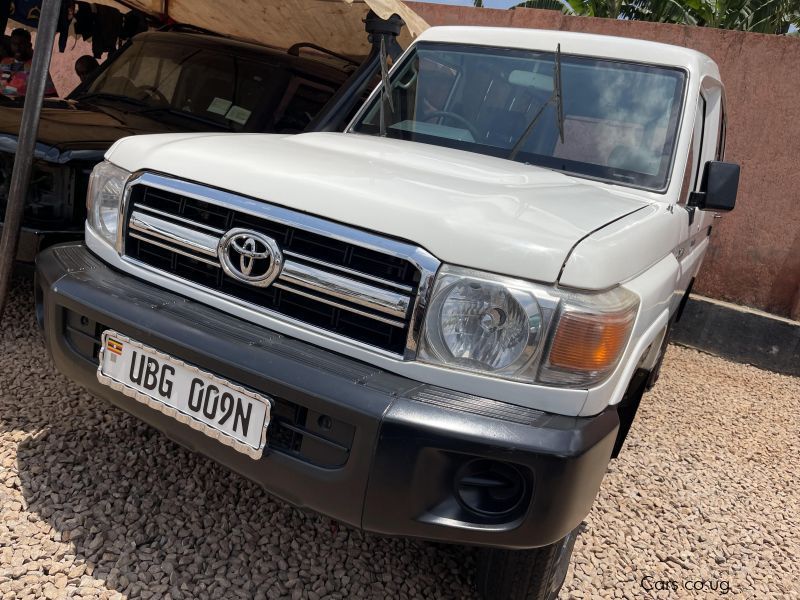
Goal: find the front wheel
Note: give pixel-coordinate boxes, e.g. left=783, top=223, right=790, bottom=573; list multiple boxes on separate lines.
left=475, top=525, right=581, bottom=600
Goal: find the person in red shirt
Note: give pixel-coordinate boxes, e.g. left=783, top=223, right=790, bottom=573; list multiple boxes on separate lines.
left=1, top=28, right=57, bottom=98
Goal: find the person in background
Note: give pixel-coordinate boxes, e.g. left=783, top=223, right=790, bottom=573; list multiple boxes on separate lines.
left=74, top=55, right=100, bottom=83
left=0, top=36, right=11, bottom=61
left=0, top=28, right=57, bottom=99
left=8, top=28, right=32, bottom=61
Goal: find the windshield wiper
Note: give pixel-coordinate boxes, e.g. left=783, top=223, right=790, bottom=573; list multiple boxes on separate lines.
left=508, top=43, right=565, bottom=161
left=75, top=92, right=149, bottom=107
left=135, top=106, right=234, bottom=131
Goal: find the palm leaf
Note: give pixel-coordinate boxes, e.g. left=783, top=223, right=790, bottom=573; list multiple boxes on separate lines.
left=515, top=0, right=572, bottom=11
left=623, top=0, right=698, bottom=23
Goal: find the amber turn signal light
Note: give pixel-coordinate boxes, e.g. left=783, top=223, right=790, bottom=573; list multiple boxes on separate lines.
left=548, top=311, right=635, bottom=372
left=538, top=288, right=638, bottom=388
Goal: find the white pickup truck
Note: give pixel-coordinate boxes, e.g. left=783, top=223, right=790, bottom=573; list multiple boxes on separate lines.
left=36, top=26, right=738, bottom=599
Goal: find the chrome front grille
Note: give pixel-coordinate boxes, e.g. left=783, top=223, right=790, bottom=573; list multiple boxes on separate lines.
left=121, top=173, right=439, bottom=356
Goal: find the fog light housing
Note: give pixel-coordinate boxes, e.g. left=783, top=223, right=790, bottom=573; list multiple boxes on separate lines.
left=454, top=459, right=528, bottom=517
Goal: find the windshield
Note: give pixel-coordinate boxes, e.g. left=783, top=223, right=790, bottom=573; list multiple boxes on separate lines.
left=352, top=42, right=687, bottom=191
left=83, top=38, right=340, bottom=133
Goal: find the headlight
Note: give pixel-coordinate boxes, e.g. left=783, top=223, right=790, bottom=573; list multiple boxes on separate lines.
left=418, top=265, right=639, bottom=387
left=86, top=161, right=130, bottom=248
left=420, top=267, right=549, bottom=381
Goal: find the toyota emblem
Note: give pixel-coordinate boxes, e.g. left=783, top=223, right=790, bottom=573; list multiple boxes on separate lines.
left=218, top=228, right=283, bottom=287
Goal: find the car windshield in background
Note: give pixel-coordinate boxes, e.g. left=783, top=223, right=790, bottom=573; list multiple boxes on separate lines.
left=352, top=42, right=687, bottom=190
left=83, top=38, right=340, bottom=133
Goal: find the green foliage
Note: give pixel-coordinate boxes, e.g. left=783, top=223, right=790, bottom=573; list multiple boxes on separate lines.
left=688, top=0, right=799, bottom=33
left=514, top=0, right=800, bottom=32
left=516, top=0, right=570, bottom=10
left=622, top=0, right=698, bottom=23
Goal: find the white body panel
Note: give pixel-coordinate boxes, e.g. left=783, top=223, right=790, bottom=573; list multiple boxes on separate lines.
left=559, top=204, right=685, bottom=290
left=106, top=131, right=648, bottom=285
left=94, top=27, right=728, bottom=416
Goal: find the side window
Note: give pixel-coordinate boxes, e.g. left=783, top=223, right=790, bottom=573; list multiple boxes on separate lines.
left=691, top=95, right=706, bottom=191
left=716, top=103, right=726, bottom=161
left=678, top=95, right=706, bottom=204
left=271, top=76, right=338, bottom=133
left=678, top=138, right=693, bottom=204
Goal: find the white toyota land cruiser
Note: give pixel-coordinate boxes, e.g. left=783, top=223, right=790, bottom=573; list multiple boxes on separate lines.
left=36, top=26, right=738, bottom=599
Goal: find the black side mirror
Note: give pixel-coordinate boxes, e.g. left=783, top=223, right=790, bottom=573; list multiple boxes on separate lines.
left=689, top=161, right=739, bottom=212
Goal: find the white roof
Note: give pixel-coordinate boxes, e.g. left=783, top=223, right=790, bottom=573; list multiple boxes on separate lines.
left=415, top=26, right=719, bottom=77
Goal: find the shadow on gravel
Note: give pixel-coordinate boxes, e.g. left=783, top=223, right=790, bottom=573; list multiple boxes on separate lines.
left=1, top=278, right=477, bottom=599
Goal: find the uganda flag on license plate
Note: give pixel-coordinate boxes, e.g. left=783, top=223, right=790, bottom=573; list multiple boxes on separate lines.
left=106, top=338, right=124, bottom=356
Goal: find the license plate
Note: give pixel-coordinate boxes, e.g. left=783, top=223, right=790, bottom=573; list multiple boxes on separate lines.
left=97, top=331, right=270, bottom=459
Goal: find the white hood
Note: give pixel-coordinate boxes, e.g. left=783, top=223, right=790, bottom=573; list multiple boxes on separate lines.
left=107, top=132, right=651, bottom=284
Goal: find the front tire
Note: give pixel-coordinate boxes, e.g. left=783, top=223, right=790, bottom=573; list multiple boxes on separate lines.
left=475, top=525, right=581, bottom=600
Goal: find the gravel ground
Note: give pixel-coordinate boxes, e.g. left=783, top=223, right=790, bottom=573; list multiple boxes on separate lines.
left=1, top=276, right=798, bottom=599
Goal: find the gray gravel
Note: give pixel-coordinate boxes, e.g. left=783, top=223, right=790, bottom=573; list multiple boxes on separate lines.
left=1, top=277, right=798, bottom=599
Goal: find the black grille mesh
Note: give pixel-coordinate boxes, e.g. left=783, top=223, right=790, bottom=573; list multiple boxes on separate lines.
left=125, top=185, right=422, bottom=355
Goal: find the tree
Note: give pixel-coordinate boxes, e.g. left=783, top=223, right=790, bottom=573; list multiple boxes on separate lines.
left=622, top=0, right=698, bottom=23
left=515, top=0, right=693, bottom=20
left=514, top=0, right=799, bottom=31
left=685, top=0, right=800, bottom=33
left=515, top=0, right=570, bottom=9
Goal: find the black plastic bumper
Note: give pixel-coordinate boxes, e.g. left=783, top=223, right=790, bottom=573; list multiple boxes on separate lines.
left=36, top=243, right=619, bottom=549
left=0, top=220, right=82, bottom=263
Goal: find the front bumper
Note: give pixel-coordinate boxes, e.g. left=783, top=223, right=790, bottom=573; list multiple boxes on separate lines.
left=0, top=220, right=82, bottom=262
left=36, top=242, right=619, bottom=549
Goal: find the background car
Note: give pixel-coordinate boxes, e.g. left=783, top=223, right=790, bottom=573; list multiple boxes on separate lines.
left=0, top=29, right=353, bottom=262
